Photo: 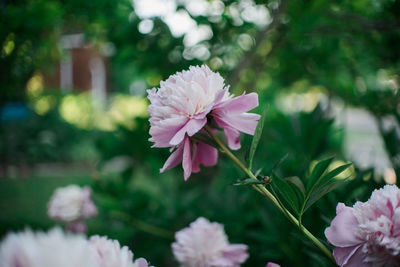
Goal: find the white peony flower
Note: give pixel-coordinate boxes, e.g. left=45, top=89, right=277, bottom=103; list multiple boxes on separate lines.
left=0, top=228, right=98, bottom=267
left=172, top=217, right=249, bottom=267
left=89, top=236, right=149, bottom=267
left=47, top=185, right=97, bottom=223
left=0, top=229, right=151, bottom=267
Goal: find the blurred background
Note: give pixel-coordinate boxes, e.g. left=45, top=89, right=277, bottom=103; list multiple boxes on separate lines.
left=0, top=0, right=399, bottom=266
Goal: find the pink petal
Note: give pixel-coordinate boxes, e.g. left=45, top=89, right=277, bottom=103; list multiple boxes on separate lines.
left=325, top=203, right=362, bottom=247
left=133, top=258, right=149, bottom=267
left=221, top=244, right=249, bottom=263
left=214, top=92, right=259, bottom=114
left=170, top=118, right=207, bottom=146
left=81, top=187, right=98, bottom=218
left=192, top=142, right=218, bottom=173
left=66, top=220, right=86, bottom=234
left=216, top=113, right=260, bottom=135
left=266, top=263, right=281, bottom=267
left=160, top=143, right=185, bottom=173
left=213, top=116, right=241, bottom=150
left=212, top=88, right=229, bottom=106
left=393, top=208, right=400, bottom=236
left=182, top=137, right=192, bottom=180
left=149, top=117, right=189, bottom=147
left=223, top=126, right=241, bottom=150
left=333, top=245, right=368, bottom=267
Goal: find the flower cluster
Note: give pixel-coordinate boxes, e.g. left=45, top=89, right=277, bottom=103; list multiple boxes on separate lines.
left=147, top=65, right=260, bottom=180
left=47, top=185, right=97, bottom=233
left=0, top=228, right=150, bottom=267
left=172, top=217, right=249, bottom=266
left=325, top=184, right=400, bottom=267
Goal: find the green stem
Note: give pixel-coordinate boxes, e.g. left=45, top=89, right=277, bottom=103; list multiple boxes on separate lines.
left=110, top=211, right=174, bottom=239
left=204, top=126, right=334, bottom=262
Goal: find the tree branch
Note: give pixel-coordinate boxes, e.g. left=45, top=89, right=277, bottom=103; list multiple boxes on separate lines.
left=228, top=1, right=286, bottom=87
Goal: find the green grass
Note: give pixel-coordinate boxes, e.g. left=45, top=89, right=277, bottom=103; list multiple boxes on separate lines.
left=0, top=175, right=92, bottom=237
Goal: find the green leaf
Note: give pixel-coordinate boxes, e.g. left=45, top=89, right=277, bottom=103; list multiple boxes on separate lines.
left=248, top=105, right=268, bottom=170
left=285, top=176, right=305, bottom=196
left=272, top=173, right=300, bottom=214
left=270, top=153, right=289, bottom=174
left=254, top=168, right=264, bottom=178
left=304, top=178, right=348, bottom=211
left=314, top=163, right=352, bottom=189
left=233, top=178, right=263, bottom=186
left=306, top=156, right=334, bottom=192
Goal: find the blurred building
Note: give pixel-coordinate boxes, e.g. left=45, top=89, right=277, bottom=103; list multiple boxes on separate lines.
left=44, top=34, right=110, bottom=106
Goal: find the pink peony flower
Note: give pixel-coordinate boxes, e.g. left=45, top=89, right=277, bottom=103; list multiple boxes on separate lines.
left=48, top=185, right=98, bottom=233
left=265, top=263, right=280, bottom=267
left=325, top=185, right=400, bottom=267
left=172, top=217, right=249, bottom=267
left=89, top=236, right=149, bottom=267
left=147, top=65, right=260, bottom=180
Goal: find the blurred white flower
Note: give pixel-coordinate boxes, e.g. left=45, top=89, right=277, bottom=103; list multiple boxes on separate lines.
left=48, top=185, right=97, bottom=223
left=89, top=236, right=149, bottom=267
left=0, top=229, right=151, bottom=267
left=0, top=228, right=97, bottom=267
left=172, top=217, right=249, bottom=267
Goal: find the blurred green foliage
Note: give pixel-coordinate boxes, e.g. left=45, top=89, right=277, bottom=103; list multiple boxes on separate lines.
left=1, top=0, right=400, bottom=266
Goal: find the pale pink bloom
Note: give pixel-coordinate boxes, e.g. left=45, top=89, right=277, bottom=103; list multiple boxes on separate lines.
left=172, top=217, right=249, bottom=267
left=89, top=236, right=149, bottom=267
left=147, top=65, right=260, bottom=180
left=265, top=263, right=280, bottom=267
left=0, top=228, right=151, bottom=267
left=325, top=185, right=400, bottom=267
left=48, top=185, right=97, bottom=233
left=0, top=228, right=98, bottom=267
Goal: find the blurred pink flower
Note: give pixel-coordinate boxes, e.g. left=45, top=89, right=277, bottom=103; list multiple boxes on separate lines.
left=48, top=185, right=97, bottom=233
left=89, top=236, right=149, bottom=267
left=265, top=263, right=280, bottom=267
left=147, top=65, right=260, bottom=180
left=172, top=217, right=249, bottom=267
left=325, top=185, right=400, bottom=267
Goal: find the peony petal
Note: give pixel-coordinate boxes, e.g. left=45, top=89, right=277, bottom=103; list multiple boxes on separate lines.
left=182, top=137, right=192, bottom=180
left=160, top=143, right=184, bottom=173
left=149, top=117, right=189, bottom=147
left=133, top=258, right=149, bottom=267
left=214, top=92, right=259, bottom=114
left=221, top=244, right=249, bottom=263
left=223, top=126, right=241, bottom=150
left=170, top=118, right=207, bottom=146
left=334, top=244, right=369, bottom=267
left=393, top=208, right=400, bottom=236
left=325, top=203, right=362, bottom=247
left=266, top=262, right=281, bottom=267
left=215, top=113, right=260, bottom=135
left=66, top=220, right=87, bottom=234
left=213, top=116, right=241, bottom=150
left=192, top=142, right=218, bottom=173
